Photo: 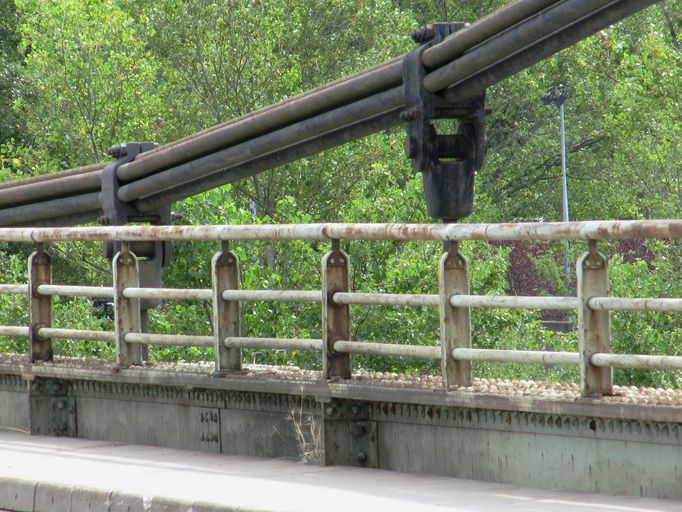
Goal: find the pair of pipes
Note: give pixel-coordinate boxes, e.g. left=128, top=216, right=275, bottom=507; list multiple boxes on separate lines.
left=0, top=0, right=656, bottom=226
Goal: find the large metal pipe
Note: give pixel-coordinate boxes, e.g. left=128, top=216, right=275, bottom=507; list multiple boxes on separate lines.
left=12, top=210, right=102, bottom=228
left=0, top=192, right=101, bottom=226
left=441, top=0, right=658, bottom=104
left=421, top=0, right=560, bottom=69
left=0, top=170, right=101, bottom=209
left=122, top=0, right=639, bottom=207
left=0, top=220, right=679, bottom=243
left=0, top=1, right=561, bottom=211
left=0, top=106, right=396, bottom=217
left=119, top=2, right=580, bottom=202
left=117, top=0, right=560, bottom=183
left=117, top=89, right=404, bottom=203
left=132, top=109, right=401, bottom=212
left=0, top=162, right=104, bottom=191
left=423, top=0, right=614, bottom=93
left=118, top=60, right=403, bottom=182
left=0, top=0, right=657, bottom=223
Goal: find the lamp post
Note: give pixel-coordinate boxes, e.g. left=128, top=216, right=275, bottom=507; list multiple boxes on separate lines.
left=542, top=84, right=571, bottom=301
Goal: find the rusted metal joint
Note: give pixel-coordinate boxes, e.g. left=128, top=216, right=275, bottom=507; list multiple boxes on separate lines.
left=411, top=22, right=467, bottom=44
left=585, top=239, right=604, bottom=269
left=30, top=250, right=50, bottom=268
left=411, top=24, right=435, bottom=43
left=443, top=240, right=466, bottom=269
left=444, top=239, right=460, bottom=255
left=32, top=323, right=49, bottom=341
left=402, top=23, right=486, bottom=221
left=327, top=240, right=346, bottom=267
left=106, top=143, right=128, bottom=158
left=100, top=141, right=173, bottom=265
left=31, top=280, right=48, bottom=298
left=326, top=255, right=347, bottom=267
left=327, top=290, right=346, bottom=309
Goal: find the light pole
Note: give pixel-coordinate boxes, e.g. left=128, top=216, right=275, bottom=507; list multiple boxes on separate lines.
left=542, top=84, right=571, bottom=301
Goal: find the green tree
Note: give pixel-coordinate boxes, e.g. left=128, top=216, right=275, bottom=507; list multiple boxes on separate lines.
left=14, top=0, right=164, bottom=166
left=0, top=0, right=23, bottom=145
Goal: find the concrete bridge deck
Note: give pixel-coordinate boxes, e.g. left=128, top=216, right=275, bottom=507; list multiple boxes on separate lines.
left=0, top=430, right=678, bottom=512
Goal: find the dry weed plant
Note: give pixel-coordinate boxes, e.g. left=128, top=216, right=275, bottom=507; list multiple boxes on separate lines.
left=289, top=403, right=323, bottom=464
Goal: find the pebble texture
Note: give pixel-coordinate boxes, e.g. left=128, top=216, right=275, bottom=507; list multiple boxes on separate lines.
left=2, top=353, right=682, bottom=407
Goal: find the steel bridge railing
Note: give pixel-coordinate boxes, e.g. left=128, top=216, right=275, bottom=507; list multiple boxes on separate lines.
left=0, top=220, right=681, bottom=397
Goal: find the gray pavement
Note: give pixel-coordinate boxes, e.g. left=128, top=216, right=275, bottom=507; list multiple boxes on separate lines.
left=0, top=429, right=679, bottom=512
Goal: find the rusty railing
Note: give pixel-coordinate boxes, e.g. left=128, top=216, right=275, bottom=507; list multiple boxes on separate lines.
left=0, top=220, right=681, bottom=397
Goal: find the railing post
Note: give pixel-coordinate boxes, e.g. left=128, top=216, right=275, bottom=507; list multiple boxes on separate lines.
left=113, top=242, right=142, bottom=366
left=322, top=239, right=351, bottom=379
left=28, top=244, right=52, bottom=362
left=212, top=241, right=241, bottom=372
left=577, top=240, right=612, bottom=396
left=439, top=241, right=472, bottom=387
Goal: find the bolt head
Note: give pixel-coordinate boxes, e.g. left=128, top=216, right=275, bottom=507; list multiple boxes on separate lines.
left=55, top=399, right=67, bottom=411
left=351, top=423, right=367, bottom=437
left=411, top=25, right=435, bottom=43
left=107, top=143, right=128, bottom=158
left=400, top=108, right=421, bottom=122
left=356, top=451, right=368, bottom=464
left=326, top=406, right=336, bottom=416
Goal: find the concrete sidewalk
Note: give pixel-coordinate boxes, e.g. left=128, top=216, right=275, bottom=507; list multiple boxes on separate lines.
left=0, top=430, right=678, bottom=512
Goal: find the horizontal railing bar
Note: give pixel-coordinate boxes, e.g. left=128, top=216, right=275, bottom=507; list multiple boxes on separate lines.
left=590, top=353, right=682, bottom=370
left=588, top=297, right=682, bottom=312
left=333, top=340, right=440, bottom=360
left=0, top=284, right=28, bottom=294
left=38, top=328, right=115, bottom=342
left=452, top=348, right=579, bottom=365
left=223, top=337, right=323, bottom=351
left=0, top=326, right=29, bottom=337
left=221, top=290, right=322, bottom=303
left=122, top=287, right=212, bottom=301
left=450, top=295, right=579, bottom=310
left=333, top=292, right=438, bottom=307
left=124, top=333, right=214, bottom=347
left=0, top=220, right=680, bottom=243
left=37, top=284, right=114, bottom=299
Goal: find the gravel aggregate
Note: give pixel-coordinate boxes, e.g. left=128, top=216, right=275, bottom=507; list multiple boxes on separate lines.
left=1, top=353, right=681, bottom=407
